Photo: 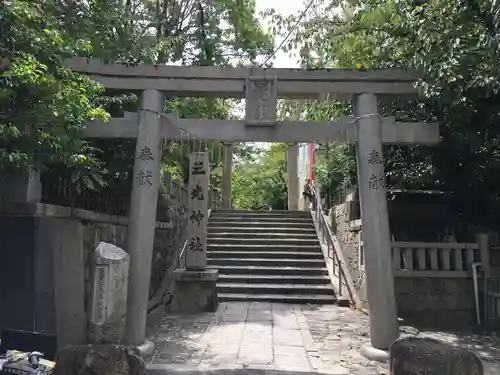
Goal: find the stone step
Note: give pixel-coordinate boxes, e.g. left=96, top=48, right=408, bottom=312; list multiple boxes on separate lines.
left=207, top=210, right=332, bottom=306
left=208, top=237, right=319, bottom=246
left=207, top=244, right=321, bottom=252
left=209, top=216, right=312, bottom=223
left=207, top=226, right=317, bottom=234
left=208, top=265, right=328, bottom=276
left=207, top=231, right=319, bottom=239
left=217, top=282, right=334, bottom=295
left=217, top=292, right=336, bottom=304
left=210, top=216, right=312, bottom=221
left=218, top=273, right=331, bottom=284
left=207, top=257, right=326, bottom=268
left=213, top=210, right=311, bottom=217
left=208, top=221, right=315, bottom=229
left=207, top=251, right=324, bottom=260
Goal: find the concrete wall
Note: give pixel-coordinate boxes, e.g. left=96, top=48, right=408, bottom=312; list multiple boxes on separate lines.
left=333, top=200, right=478, bottom=329
left=395, top=276, right=476, bottom=329
left=0, top=216, right=37, bottom=333
left=0, top=203, right=179, bottom=347
left=0, top=214, right=86, bottom=348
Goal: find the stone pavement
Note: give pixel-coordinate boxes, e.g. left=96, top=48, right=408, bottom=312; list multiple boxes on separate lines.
left=149, top=302, right=500, bottom=374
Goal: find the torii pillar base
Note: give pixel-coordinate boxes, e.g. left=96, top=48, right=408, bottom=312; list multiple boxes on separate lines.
left=360, top=344, right=390, bottom=363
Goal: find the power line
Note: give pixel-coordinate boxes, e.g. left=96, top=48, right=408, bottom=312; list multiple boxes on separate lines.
left=259, top=0, right=315, bottom=67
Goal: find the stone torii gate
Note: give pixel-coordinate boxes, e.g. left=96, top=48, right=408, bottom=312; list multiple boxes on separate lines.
left=65, top=58, right=439, bottom=358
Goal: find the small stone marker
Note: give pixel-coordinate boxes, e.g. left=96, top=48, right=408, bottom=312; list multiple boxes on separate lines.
left=389, top=336, right=483, bottom=375
left=88, top=242, right=130, bottom=344
left=185, top=152, right=210, bottom=270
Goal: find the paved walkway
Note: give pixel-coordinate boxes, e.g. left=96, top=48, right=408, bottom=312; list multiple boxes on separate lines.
left=149, top=302, right=500, bottom=374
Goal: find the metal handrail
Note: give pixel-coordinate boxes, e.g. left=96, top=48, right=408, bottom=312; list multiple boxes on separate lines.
left=309, top=184, right=361, bottom=307
left=177, top=238, right=189, bottom=269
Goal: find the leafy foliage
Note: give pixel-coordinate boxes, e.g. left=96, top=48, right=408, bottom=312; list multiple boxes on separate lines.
left=0, top=1, right=108, bottom=177
left=1, top=0, right=274, bottom=201
left=42, top=0, right=273, bottom=66
left=232, top=143, right=288, bottom=210
left=314, top=143, right=357, bottom=204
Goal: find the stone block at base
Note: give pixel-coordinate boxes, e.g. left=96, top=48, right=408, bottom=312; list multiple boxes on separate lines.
left=54, top=345, right=146, bottom=375
left=170, top=269, right=219, bottom=313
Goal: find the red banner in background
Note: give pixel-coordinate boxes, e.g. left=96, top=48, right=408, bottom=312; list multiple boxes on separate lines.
left=309, top=143, right=316, bottom=182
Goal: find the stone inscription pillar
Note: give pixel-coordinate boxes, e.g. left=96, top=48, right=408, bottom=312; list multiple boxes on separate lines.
left=186, top=152, right=210, bottom=270
left=287, top=143, right=299, bottom=210
left=170, top=152, right=218, bottom=313
left=354, top=93, right=399, bottom=351
left=221, top=143, right=233, bottom=209
left=124, top=89, right=164, bottom=346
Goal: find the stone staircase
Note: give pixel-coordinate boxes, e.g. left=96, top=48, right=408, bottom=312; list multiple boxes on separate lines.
left=207, top=210, right=336, bottom=304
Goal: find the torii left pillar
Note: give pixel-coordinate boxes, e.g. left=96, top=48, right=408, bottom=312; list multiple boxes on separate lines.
left=124, top=89, right=163, bottom=352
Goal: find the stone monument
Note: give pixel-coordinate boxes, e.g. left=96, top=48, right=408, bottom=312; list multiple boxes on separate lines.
left=170, top=152, right=218, bottom=313
left=88, top=242, right=129, bottom=344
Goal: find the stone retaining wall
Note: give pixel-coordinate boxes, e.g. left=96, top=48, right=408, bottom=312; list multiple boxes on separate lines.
left=80, top=214, right=177, bottom=315
left=333, top=202, right=365, bottom=297
left=0, top=202, right=180, bottom=347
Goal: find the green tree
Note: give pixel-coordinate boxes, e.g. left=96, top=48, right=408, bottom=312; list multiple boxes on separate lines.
left=2, top=0, right=274, bottom=199
left=314, top=142, right=357, bottom=205
left=0, top=2, right=108, bottom=177
left=265, top=0, right=500, bottom=224
left=232, top=143, right=288, bottom=210
left=69, top=0, right=273, bottom=187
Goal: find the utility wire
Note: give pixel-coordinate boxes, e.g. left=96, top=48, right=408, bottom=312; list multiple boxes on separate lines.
left=259, top=0, right=315, bottom=67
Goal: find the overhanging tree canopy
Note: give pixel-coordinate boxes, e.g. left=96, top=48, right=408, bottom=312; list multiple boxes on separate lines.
left=1, top=0, right=273, bottom=192
left=267, top=0, right=500, bottom=226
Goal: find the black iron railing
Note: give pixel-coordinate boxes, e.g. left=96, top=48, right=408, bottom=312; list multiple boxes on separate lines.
left=309, top=184, right=360, bottom=307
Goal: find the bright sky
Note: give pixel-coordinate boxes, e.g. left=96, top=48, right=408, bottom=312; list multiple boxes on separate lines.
left=255, top=0, right=304, bottom=68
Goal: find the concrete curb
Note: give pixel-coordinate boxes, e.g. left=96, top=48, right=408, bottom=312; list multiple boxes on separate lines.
left=147, top=364, right=383, bottom=375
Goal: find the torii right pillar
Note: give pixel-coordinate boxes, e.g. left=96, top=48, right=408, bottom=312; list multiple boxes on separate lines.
left=355, top=93, right=399, bottom=360
left=287, top=143, right=299, bottom=210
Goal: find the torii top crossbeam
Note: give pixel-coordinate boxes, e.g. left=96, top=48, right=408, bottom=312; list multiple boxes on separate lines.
left=65, top=58, right=437, bottom=143
left=63, top=58, right=419, bottom=99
